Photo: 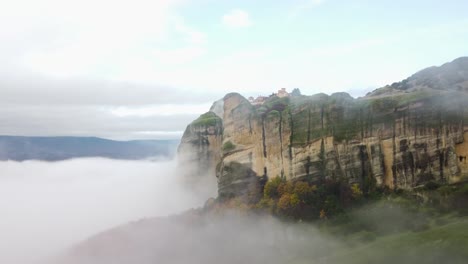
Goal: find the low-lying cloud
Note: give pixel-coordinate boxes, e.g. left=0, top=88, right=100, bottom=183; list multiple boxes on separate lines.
left=1, top=157, right=466, bottom=264
left=0, top=158, right=216, bottom=264
left=56, top=212, right=343, bottom=264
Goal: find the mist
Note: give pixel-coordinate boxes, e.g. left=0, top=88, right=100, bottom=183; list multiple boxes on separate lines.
left=51, top=201, right=468, bottom=264
left=1, top=159, right=466, bottom=264
left=0, top=158, right=216, bottom=264
left=54, top=210, right=344, bottom=264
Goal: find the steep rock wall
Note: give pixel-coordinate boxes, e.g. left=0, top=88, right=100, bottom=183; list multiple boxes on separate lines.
left=180, top=91, right=468, bottom=200
left=178, top=112, right=223, bottom=181
left=455, top=130, right=468, bottom=180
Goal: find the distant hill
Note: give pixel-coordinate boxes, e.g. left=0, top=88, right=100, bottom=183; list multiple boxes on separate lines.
left=368, top=57, right=468, bottom=96
left=0, top=136, right=179, bottom=161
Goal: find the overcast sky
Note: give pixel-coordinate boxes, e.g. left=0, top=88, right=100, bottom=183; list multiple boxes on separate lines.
left=1, top=0, right=467, bottom=140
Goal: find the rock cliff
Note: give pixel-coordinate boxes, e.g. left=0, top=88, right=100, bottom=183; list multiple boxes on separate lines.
left=178, top=111, right=223, bottom=181
left=179, top=58, right=468, bottom=200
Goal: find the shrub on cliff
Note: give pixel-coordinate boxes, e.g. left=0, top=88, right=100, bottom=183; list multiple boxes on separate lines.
left=222, top=141, right=236, bottom=152
left=277, top=193, right=301, bottom=217
left=277, top=193, right=292, bottom=211
left=192, top=112, right=221, bottom=127
left=259, top=177, right=362, bottom=219
left=351, top=184, right=363, bottom=200
left=294, top=181, right=316, bottom=201
left=255, top=197, right=276, bottom=213
left=277, top=181, right=294, bottom=196
left=263, top=176, right=284, bottom=199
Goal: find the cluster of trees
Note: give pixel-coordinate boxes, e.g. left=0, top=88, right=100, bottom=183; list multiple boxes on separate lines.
left=256, top=177, right=364, bottom=220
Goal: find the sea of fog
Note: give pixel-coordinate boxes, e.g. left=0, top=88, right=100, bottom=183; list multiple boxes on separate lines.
left=0, top=158, right=215, bottom=264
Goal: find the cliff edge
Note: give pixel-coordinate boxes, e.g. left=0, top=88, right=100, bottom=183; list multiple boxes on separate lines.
left=179, top=58, right=468, bottom=201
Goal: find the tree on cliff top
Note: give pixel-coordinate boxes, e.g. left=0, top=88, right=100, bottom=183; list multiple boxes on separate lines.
left=291, top=88, right=302, bottom=96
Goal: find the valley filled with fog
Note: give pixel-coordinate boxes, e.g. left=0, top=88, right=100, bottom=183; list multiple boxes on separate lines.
left=0, top=0, right=467, bottom=262
left=0, top=158, right=215, bottom=264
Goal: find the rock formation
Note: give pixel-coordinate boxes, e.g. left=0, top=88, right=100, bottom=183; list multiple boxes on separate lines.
left=179, top=57, right=468, bottom=200
left=178, top=111, right=223, bottom=181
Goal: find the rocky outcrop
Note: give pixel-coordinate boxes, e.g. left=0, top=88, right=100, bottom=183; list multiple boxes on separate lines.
left=179, top=60, right=468, bottom=200
left=178, top=111, right=223, bottom=181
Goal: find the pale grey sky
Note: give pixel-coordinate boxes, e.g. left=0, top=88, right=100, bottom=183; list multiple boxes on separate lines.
left=1, top=0, right=467, bottom=139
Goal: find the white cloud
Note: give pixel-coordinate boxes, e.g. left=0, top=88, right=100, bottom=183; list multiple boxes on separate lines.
left=0, top=0, right=207, bottom=78
left=222, top=9, right=252, bottom=28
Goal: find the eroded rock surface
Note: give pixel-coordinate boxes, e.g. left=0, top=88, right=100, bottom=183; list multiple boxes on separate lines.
left=179, top=58, right=468, bottom=200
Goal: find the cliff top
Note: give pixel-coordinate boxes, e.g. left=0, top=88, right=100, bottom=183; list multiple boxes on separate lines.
left=367, top=56, right=468, bottom=97
left=185, top=56, right=468, bottom=145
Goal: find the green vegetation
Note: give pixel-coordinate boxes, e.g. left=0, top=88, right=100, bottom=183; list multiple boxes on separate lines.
left=277, top=181, right=468, bottom=263
left=266, top=110, right=280, bottom=121
left=262, top=176, right=283, bottom=199
left=291, top=88, right=302, bottom=96
left=315, top=186, right=468, bottom=263
left=264, top=96, right=290, bottom=112
left=350, top=183, right=363, bottom=200
left=257, top=177, right=359, bottom=220
left=317, top=139, right=326, bottom=179
left=368, top=96, right=398, bottom=113
left=396, top=90, right=433, bottom=106
left=211, top=178, right=468, bottom=264
left=290, top=108, right=310, bottom=144
left=324, top=217, right=468, bottom=264
left=222, top=140, right=236, bottom=152
left=253, top=175, right=468, bottom=227
left=282, top=88, right=466, bottom=144
left=191, top=112, right=221, bottom=127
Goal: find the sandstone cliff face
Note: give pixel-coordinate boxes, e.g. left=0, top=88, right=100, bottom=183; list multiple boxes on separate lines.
left=179, top=89, right=468, bottom=200
left=455, top=131, right=468, bottom=179
left=179, top=58, right=468, bottom=200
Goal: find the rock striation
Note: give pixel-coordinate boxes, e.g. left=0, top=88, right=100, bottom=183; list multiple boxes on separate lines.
left=179, top=58, right=468, bottom=200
